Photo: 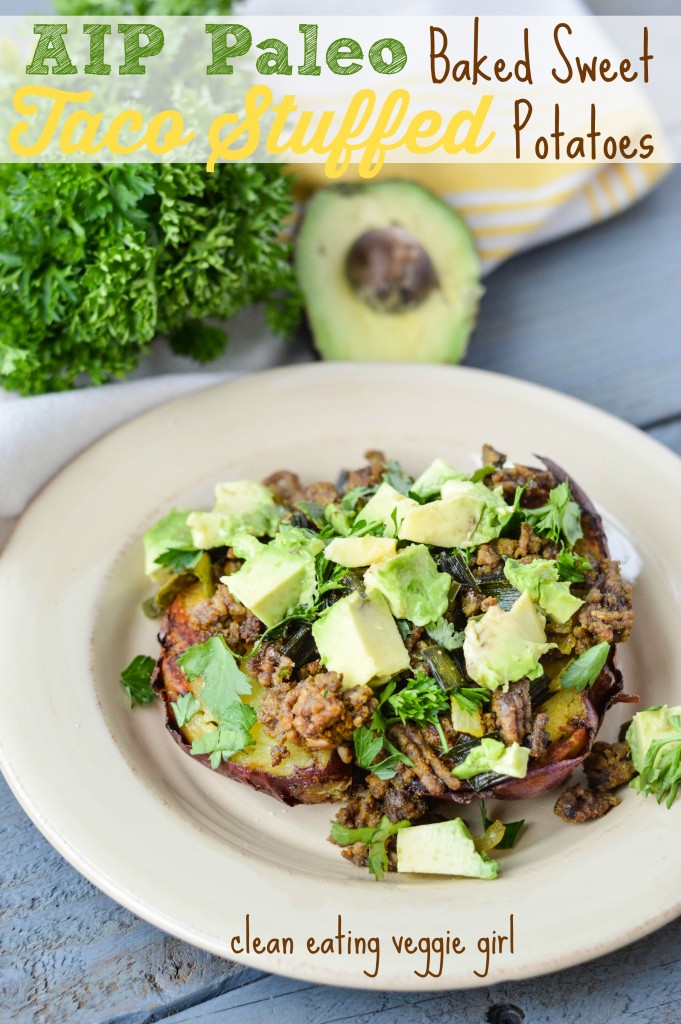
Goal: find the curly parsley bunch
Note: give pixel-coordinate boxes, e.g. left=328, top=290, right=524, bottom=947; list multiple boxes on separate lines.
left=0, top=163, right=300, bottom=395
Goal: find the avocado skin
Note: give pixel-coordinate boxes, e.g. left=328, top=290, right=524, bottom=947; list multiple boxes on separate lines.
left=295, top=181, right=482, bottom=364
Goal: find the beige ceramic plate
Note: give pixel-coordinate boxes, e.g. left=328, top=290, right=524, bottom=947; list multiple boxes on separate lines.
left=1, top=364, right=680, bottom=990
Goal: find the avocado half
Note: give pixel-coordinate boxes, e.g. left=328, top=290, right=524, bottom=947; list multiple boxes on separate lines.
left=295, top=181, right=482, bottom=363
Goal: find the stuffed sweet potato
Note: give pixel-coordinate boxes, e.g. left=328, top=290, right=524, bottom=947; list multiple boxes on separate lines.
left=136, top=445, right=634, bottom=877
left=152, top=578, right=352, bottom=806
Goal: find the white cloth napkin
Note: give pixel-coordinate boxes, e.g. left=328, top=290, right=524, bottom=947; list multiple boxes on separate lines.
left=0, top=0, right=667, bottom=542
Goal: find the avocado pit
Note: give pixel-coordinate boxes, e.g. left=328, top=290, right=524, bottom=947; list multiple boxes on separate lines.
left=345, top=226, right=438, bottom=314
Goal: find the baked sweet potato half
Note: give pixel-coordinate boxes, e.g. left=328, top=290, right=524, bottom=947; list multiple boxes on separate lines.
left=152, top=580, right=351, bottom=806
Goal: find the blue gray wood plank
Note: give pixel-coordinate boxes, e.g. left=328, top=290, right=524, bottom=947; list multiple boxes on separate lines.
left=160, top=922, right=681, bottom=1024
left=2, top=167, right=679, bottom=1024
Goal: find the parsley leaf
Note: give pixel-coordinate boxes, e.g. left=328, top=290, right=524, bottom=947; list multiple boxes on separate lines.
left=330, top=815, right=412, bottom=880
left=381, top=459, right=414, bottom=495
left=354, top=726, right=383, bottom=767
left=315, top=554, right=350, bottom=601
left=341, top=486, right=376, bottom=512
left=387, top=674, right=451, bottom=752
left=425, top=617, right=465, bottom=651
left=349, top=517, right=385, bottom=539
left=171, top=692, right=201, bottom=727
left=559, top=642, right=610, bottom=691
left=524, top=482, right=584, bottom=548
left=190, top=703, right=258, bottom=770
left=154, top=548, right=203, bottom=572
left=119, top=655, right=156, bottom=706
left=177, top=637, right=257, bottom=768
left=177, top=636, right=252, bottom=720
left=453, top=687, right=492, bottom=715
left=353, top=726, right=412, bottom=781
left=480, top=801, right=525, bottom=849
left=556, top=548, right=592, bottom=583
left=634, top=714, right=681, bottom=808
left=469, top=465, right=496, bottom=483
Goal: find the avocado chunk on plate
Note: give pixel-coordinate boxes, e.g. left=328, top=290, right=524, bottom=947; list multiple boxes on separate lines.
left=397, top=818, right=498, bottom=879
left=295, top=181, right=482, bottom=363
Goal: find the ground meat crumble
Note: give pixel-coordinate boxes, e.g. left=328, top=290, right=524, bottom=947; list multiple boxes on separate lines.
left=554, top=782, right=620, bottom=823
left=258, top=672, right=376, bottom=750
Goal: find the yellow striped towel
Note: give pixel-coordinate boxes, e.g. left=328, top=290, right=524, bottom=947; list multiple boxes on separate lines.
left=293, top=161, right=669, bottom=275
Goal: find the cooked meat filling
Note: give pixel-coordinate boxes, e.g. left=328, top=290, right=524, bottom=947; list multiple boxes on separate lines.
left=332, top=780, right=428, bottom=868
left=344, top=449, right=387, bottom=491
left=554, top=782, right=620, bottom=823
left=529, top=712, right=552, bottom=759
left=583, top=741, right=636, bottom=792
left=246, top=643, right=295, bottom=687
left=186, top=582, right=263, bottom=655
left=259, top=672, right=376, bottom=750
left=492, top=680, right=532, bottom=746
left=572, top=561, right=634, bottom=653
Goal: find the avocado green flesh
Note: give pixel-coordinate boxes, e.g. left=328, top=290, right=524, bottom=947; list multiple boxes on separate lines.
left=627, top=705, right=681, bottom=774
left=296, top=182, right=482, bottom=363
left=397, top=818, right=498, bottom=878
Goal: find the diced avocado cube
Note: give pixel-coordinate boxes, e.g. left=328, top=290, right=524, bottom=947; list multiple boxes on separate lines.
left=364, top=544, right=451, bottom=626
left=397, top=818, right=498, bottom=878
left=325, top=536, right=397, bottom=567
left=452, top=737, right=530, bottom=780
left=188, top=480, right=282, bottom=550
left=223, top=546, right=316, bottom=628
left=450, top=699, right=484, bottom=737
left=538, top=581, right=583, bottom=624
left=627, top=705, right=681, bottom=775
left=398, top=476, right=513, bottom=549
left=188, top=510, right=236, bottom=550
left=398, top=477, right=513, bottom=549
left=441, top=479, right=514, bottom=545
left=463, top=590, right=554, bottom=691
left=312, top=590, right=410, bottom=690
left=398, top=493, right=480, bottom=548
left=503, top=557, right=583, bottom=625
left=214, top=480, right=282, bottom=527
left=411, top=458, right=466, bottom=499
left=359, top=483, right=417, bottom=537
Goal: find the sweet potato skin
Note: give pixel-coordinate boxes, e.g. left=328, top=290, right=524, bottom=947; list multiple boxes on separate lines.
left=151, top=585, right=351, bottom=807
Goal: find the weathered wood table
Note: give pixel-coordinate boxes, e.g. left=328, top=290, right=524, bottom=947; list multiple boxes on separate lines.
left=3, top=166, right=681, bottom=1023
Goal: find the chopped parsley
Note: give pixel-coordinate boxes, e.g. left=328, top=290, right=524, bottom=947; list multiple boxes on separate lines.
left=524, top=482, right=584, bottom=548
left=177, top=636, right=252, bottom=715
left=153, top=548, right=203, bottom=573
left=353, top=726, right=412, bottom=781
left=341, top=486, right=376, bottom=512
left=559, top=641, right=610, bottom=691
left=424, top=616, right=464, bottom=651
left=191, top=704, right=258, bottom=770
left=177, top=637, right=256, bottom=767
left=387, top=674, right=451, bottom=752
left=469, top=465, right=496, bottom=483
left=331, top=815, right=412, bottom=880
left=556, top=548, right=592, bottom=582
left=171, top=692, right=201, bottom=727
left=452, top=687, right=492, bottom=715
left=119, top=655, right=157, bottom=706
left=381, top=459, right=414, bottom=495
